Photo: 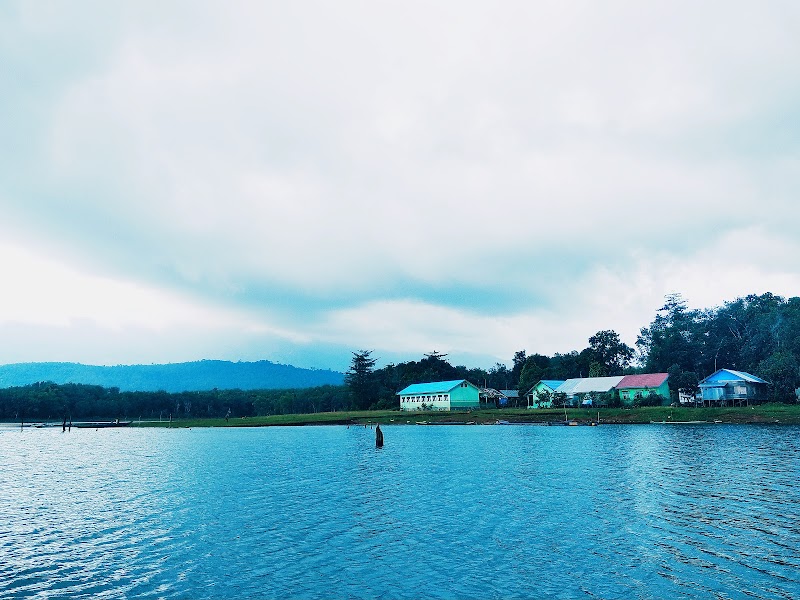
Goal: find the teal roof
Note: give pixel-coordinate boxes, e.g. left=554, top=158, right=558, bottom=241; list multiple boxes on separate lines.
left=397, top=380, right=472, bottom=395
left=540, top=380, right=565, bottom=390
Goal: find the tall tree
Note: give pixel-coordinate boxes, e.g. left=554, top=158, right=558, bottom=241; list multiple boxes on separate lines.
left=345, top=350, right=378, bottom=410
left=517, top=353, right=550, bottom=397
left=511, top=350, right=527, bottom=387
left=588, top=330, right=633, bottom=375
left=638, top=293, right=703, bottom=374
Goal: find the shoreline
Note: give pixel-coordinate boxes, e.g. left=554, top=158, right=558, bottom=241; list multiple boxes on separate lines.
left=7, top=404, right=798, bottom=428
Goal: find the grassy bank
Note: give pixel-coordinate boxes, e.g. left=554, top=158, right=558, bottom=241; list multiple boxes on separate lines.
left=128, top=403, right=800, bottom=427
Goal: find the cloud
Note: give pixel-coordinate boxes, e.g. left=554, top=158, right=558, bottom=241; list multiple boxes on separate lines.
left=1, top=1, right=799, bottom=369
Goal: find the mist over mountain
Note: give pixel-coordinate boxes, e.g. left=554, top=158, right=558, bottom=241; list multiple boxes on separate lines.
left=0, top=360, right=344, bottom=393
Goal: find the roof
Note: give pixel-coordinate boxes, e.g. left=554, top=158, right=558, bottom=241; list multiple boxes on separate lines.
left=617, top=373, right=669, bottom=390
left=499, top=389, right=519, bottom=398
left=699, top=369, right=768, bottom=386
left=397, top=380, right=474, bottom=395
left=571, top=376, right=625, bottom=394
left=539, top=380, right=565, bottom=391
left=556, top=376, right=624, bottom=395
left=555, top=379, right=582, bottom=395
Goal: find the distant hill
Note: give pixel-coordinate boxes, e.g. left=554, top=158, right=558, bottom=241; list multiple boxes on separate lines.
left=0, top=360, right=345, bottom=393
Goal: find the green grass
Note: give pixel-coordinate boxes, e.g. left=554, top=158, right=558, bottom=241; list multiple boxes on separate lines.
left=131, top=410, right=400, bottom=428
left=128, top=403, right=800, bottom=427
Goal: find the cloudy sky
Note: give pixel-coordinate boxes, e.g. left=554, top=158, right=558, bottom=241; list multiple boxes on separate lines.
left=1, top=1, right=799, bottom=371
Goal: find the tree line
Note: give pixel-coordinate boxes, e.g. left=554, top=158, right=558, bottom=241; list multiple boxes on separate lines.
left=0, top=382, right=351, bottom=421
left=3, top=292, right=799, bottom=420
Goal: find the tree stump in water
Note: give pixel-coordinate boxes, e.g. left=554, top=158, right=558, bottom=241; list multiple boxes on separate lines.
left=375, top=424, right=384, bottom=448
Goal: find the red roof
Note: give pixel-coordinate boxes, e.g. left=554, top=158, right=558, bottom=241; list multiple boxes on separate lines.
left=616, top=373, right=669, bottom=389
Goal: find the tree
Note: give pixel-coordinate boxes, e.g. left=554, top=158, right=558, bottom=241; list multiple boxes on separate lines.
left=511, top=350, right=527, bottom=387
left=637, top=294, right=704, bottom=374
left=667, top=363, right=699, bottom=403
left=588, top=330, right=634, bottom=375
left=551, top=392, right=567, bottom=408
left=487, top=363, right=511, bottom=390
left=535, top=389, right=552, bottom=408
left=588, top=361, right=606, bottom=378
left=517, top=354, right=549, bottom=399
left=345, top=350, right=378, bottom=410
left=758, top=351, right=799, bottom=403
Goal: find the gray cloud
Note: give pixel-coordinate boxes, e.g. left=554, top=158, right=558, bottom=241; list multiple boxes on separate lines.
left=1, top=1, right=799, bottom=368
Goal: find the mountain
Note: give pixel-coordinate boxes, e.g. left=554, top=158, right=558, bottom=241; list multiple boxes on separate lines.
left=0, top=360, right=344, bottom=393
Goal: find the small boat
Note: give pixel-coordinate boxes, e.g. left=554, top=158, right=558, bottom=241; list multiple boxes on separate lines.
left=73, top=420, right=132, bottom=428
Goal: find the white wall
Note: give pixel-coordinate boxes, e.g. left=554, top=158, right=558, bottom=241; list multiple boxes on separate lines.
left=400, top=393, right=450, bottom=411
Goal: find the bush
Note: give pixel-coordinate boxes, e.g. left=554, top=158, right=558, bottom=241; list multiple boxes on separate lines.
left=372, top=397, right=399, bottom=410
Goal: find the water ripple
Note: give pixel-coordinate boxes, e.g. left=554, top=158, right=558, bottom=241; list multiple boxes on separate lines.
left=1, top=425, right=799, bottom=598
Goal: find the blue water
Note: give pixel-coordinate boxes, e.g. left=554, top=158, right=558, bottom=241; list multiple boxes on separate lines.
left=1, top=424, right=799, bottom=599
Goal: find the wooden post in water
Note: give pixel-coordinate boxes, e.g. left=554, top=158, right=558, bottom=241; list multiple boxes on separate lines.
left=375, top=424, right=384, bottom=448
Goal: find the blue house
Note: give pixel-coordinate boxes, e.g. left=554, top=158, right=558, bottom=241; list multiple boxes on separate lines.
left=698, top=369, right=769, bottom=406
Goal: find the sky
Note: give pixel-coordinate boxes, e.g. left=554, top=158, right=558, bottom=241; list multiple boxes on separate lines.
left=1, top=1, right=799, bottom=372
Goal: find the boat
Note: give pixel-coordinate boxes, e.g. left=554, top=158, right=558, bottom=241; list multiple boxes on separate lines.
left=649, top=420, right=709, bottom=425
left=73, top=420, right=132, bottom=428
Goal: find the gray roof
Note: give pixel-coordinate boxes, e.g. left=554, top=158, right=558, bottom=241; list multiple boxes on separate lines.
left=556, top=376, right=625, bottom=395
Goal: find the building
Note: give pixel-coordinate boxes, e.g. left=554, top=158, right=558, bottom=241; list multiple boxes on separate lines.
left=398, top=380, right=481, bottom=411
left=499, top=389, right=520, bottom=407
left=556, top=376, right=624, bottom=407
left=616, top=373, right=670, bottom=406
left=698, top=369, right=769, bottom=406
left=480, top=387, right=504, bottom=407
left=526, top=380, right=565, bottom=408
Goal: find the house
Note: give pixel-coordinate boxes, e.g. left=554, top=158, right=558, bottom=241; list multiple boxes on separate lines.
left=526, top=380, right=565, bottom=408
left=616, top=373, right=670, bottom=406
left=698, top=369, right=769, bottom=406
left=480, top=387, right=504, bottom=407
left=398, top=380, right=481, bottom=411
left=556, top=376, right=625, bottom=407
left=499, top=389, right=520, bottom=407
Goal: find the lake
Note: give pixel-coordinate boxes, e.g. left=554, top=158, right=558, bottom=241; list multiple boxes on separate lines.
left=1, top=424, right=799, bottom=599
